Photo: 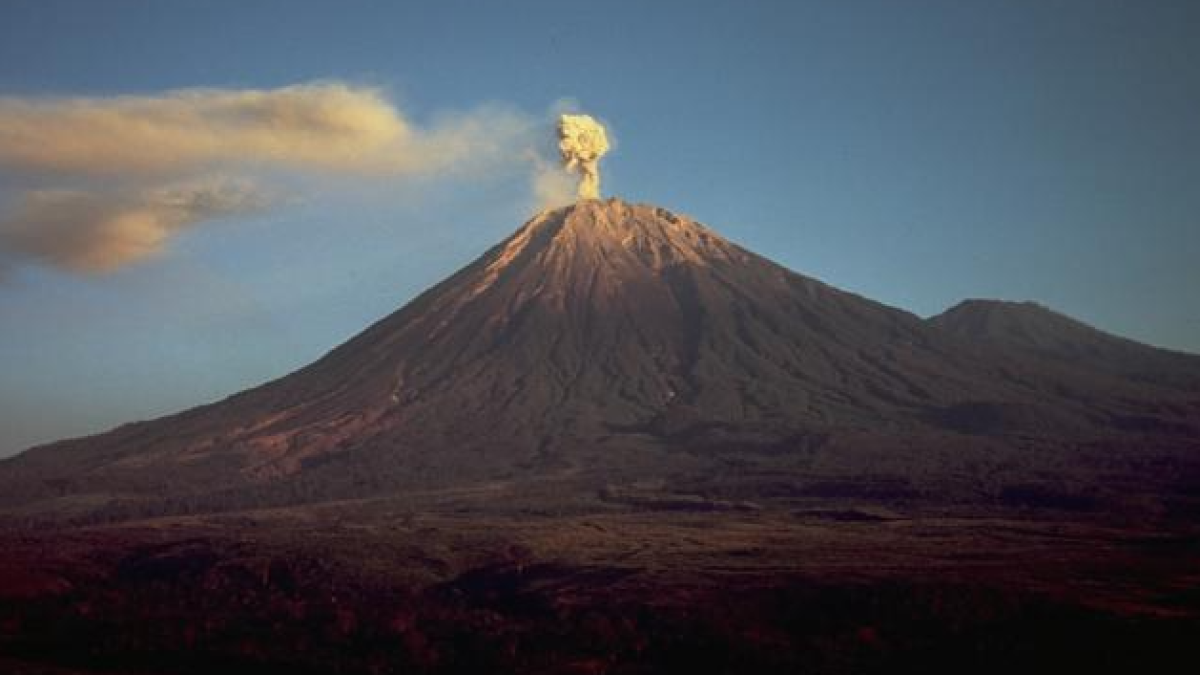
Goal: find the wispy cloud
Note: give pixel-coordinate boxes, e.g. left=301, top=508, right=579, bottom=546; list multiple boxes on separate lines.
left=529, top=153, right=577, bottom=211
left=0, top=177, right=270, bottom=273
left=0, top=83, right=523, bottom=176
left=0, top=82, right=537, bottom=274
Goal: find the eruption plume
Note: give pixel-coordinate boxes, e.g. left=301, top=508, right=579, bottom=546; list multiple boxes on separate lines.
left=557, top=114, right=610, bottom=200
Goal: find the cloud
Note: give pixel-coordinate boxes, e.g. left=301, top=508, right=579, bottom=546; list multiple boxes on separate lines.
left=530, top=155, right=578, bottom=211
left=557, top=114, right=610, bottom=200
left=523, top=99, right=618, bottom=210
left=0, top=177, right=270, bottom=273
left=0, top=82, right=540, bottom=274
left=0, top=83, right=524, bottom=176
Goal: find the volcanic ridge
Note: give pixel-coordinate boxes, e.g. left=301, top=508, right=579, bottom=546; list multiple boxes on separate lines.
left=1, top=198, right=1198, bottom=520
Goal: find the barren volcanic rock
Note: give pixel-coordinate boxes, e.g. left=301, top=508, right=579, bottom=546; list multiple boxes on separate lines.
left=2, top=199, right=1198, bottom=518
left=929, top=298, right=1200, bottom=392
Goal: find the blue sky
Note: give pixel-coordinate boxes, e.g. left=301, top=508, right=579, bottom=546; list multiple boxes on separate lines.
left=1, top=0, right=1198, bottom=456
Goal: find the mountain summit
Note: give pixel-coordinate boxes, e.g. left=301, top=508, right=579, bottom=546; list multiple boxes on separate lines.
left=929, top=298, right=1200, bottom=391
left=2, top=199, right=1198, bottom=517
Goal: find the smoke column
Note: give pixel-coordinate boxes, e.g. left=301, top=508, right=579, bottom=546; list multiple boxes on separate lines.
left=557, top=114, right=610, bottom=200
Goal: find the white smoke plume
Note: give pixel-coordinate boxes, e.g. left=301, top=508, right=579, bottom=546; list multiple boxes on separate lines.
left=557, top=114, right=610, bottom=200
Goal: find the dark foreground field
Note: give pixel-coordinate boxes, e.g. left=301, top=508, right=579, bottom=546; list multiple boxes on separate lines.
left=3, top=497, right=1199, bottom=675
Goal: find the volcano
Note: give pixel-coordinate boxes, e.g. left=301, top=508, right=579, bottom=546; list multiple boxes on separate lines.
left=2, top=199, right=1199, bottom=518
left=4, top=199, right=1200, bottom=674
left=930, top=298, right=1200, bottom=392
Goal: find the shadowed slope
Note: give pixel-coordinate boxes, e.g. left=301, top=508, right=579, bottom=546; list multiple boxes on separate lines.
left=2, top=200, right=1198, bottom=517
left=929, top=299, right=1200, bottom=392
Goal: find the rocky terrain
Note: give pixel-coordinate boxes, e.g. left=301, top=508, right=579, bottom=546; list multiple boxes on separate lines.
left=1, top=199, right=1198, bottom=673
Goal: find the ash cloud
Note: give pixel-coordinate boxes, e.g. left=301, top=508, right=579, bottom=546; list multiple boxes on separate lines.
left=0, top=82, right=532, bottom=274
left=0, top=83, right=517, bottom=176
left=0, top=178, right=270, bottom=273
left=557, top=114, right=610, bottom=200
left=525, top=106, right=615, bottom=210
left=530, top=154, right=578, bottom=210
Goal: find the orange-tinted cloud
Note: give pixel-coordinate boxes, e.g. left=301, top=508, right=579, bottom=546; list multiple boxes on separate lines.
left=0, top=83, right=523, bottom=176
left=0, top=82, right=536, bottom=274
left=0, top=177, right=269, bottom=273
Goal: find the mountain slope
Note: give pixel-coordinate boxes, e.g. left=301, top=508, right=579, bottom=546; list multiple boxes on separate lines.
left=2, top=200, right=1198, bottom=517
left=929, top=299, right=1200, bottom=392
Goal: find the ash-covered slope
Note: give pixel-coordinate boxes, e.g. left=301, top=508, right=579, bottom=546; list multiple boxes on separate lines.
left=3, top=200, right=1198, bottom=515
left=929, top=299, right=1200, bottom=392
